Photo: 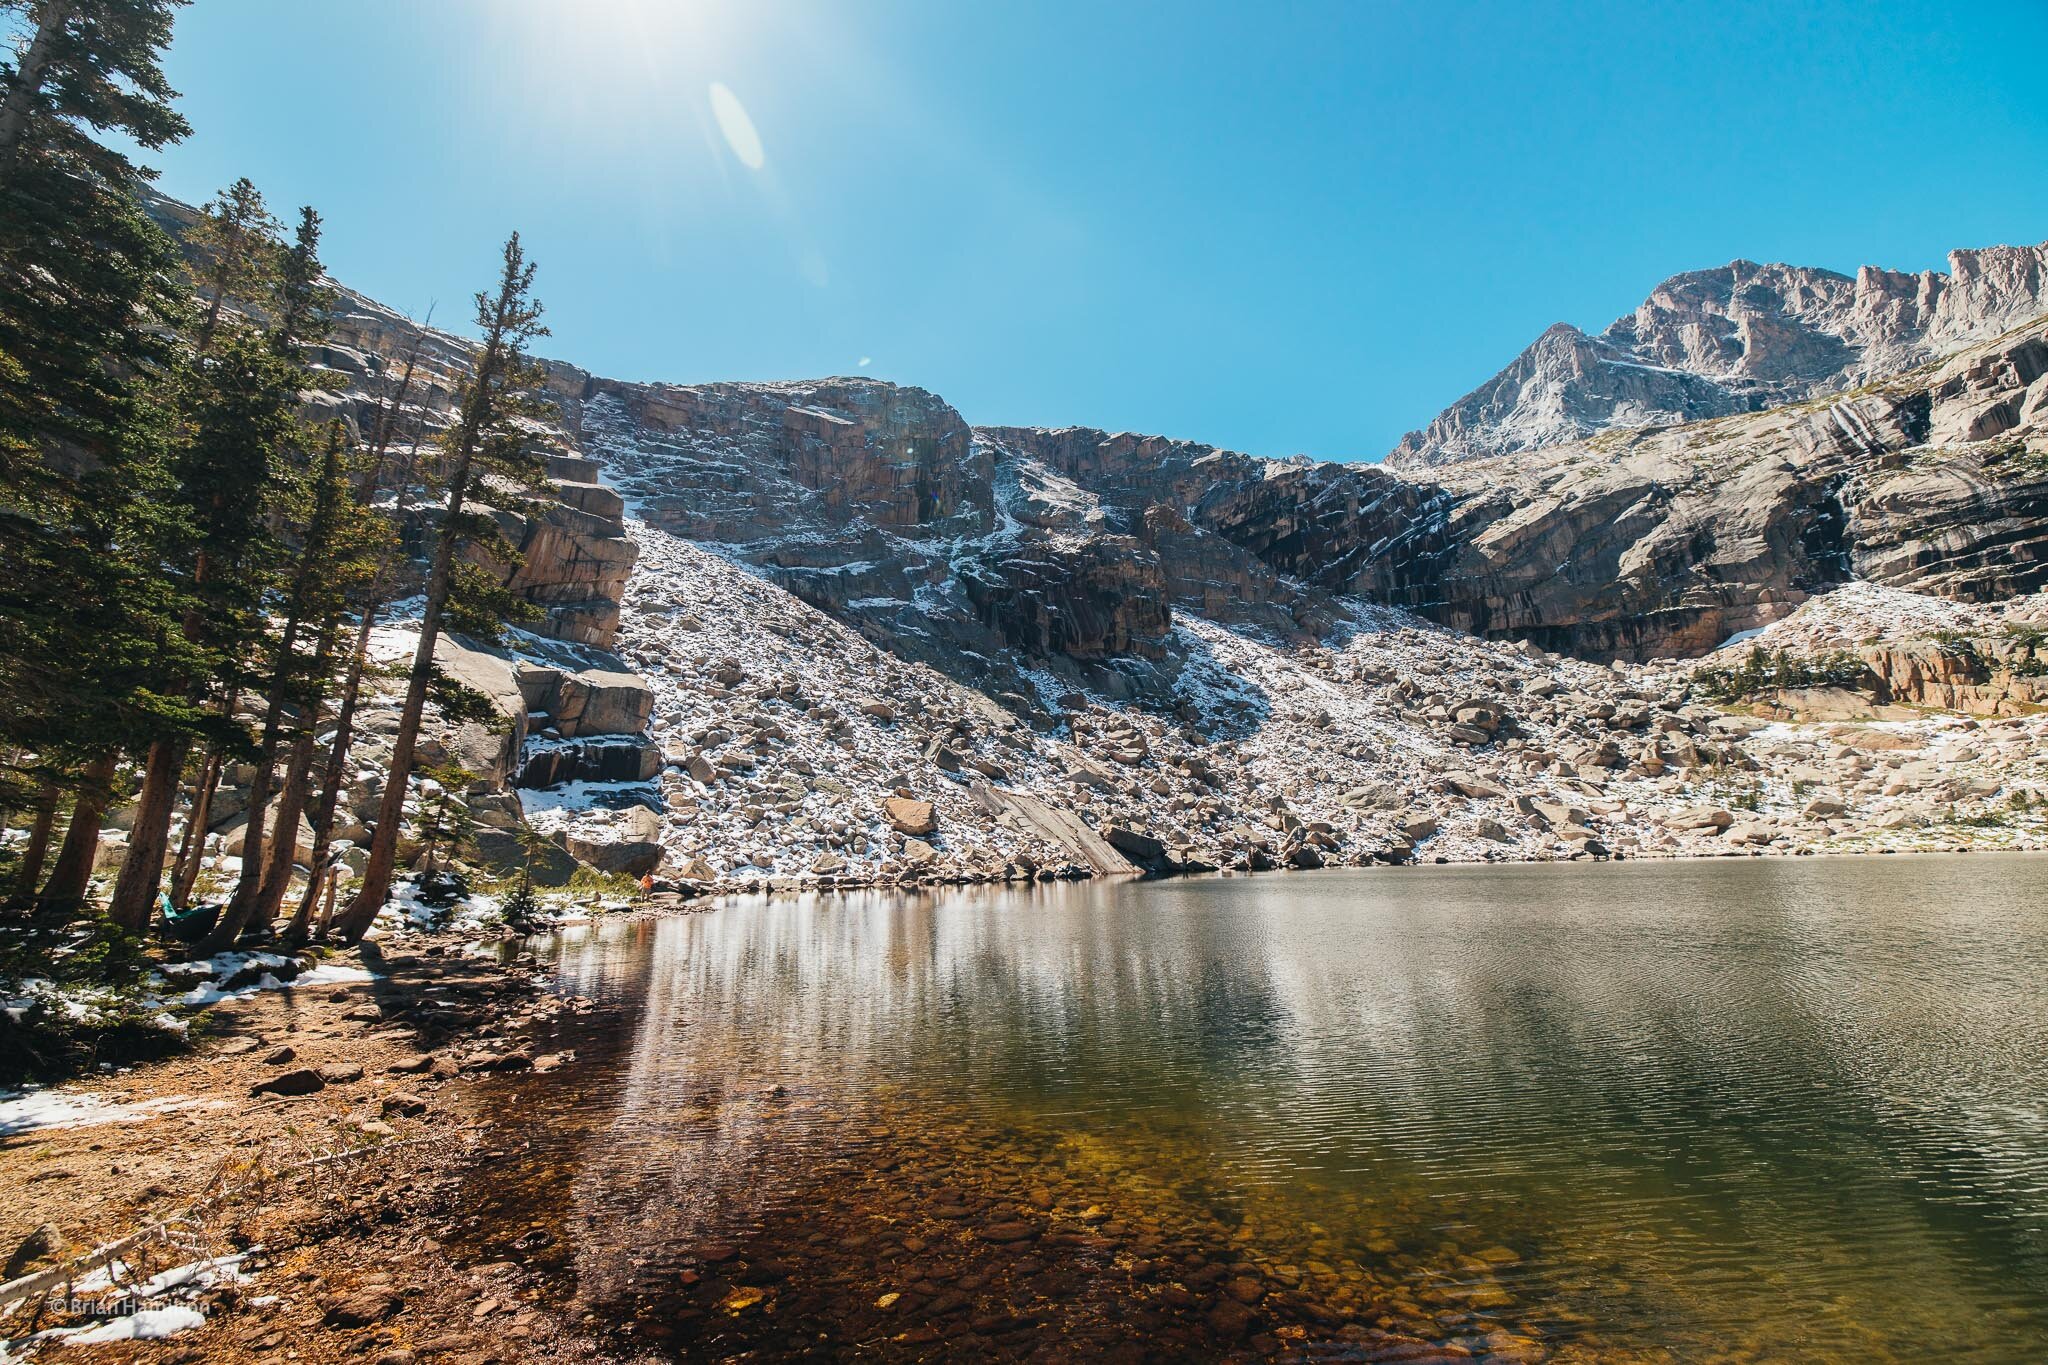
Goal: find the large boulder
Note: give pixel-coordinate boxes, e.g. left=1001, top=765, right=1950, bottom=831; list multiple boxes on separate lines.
left=563, top=806, right=663, bottom=877
left=1102, top=824, right=1166, bottom=866
left=517, top=736, right=662, bottom=787
left=471, top=827, right=579, bottom=887
left=884, top=797, right=937, bottom=836
left=429, top=637, right=530, bottom=785
left=551, top=669, right=654, bottom=738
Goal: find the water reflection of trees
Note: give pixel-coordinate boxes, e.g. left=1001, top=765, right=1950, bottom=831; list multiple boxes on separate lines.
left=528, top=858, right=2048, bottom=1349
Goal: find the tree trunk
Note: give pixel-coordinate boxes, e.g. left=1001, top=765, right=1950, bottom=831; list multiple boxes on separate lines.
left=207, top=613, right=307, bottom=949
left=292, top=605, right=379, bottom=933
left=253, top=715, right=319, bottom=930
left=35, top=752, right=116, bottom=914
left=105, top=736, right=188, bottom=932
left=315, top=867, right=340, bottom=940
left=0, top=0, right=74, bottom=185
left=330, top=484, right=470, bottom=943
left=170, top=746, right=225, bottom=909
left=6, top=784, right=60, bottom=908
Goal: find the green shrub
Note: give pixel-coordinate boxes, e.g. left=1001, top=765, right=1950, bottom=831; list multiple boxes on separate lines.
left=1689, top=646, right=1873, bottom=702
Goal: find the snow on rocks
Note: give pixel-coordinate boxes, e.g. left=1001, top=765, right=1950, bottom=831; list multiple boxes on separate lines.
left=597, top=519, right=1085, bottom=886
left=519, top=517, right=2048, bottom=882
left=0, top=1089, right=230, bottom=1137
left=1706, top=581, right=2006, bottom=658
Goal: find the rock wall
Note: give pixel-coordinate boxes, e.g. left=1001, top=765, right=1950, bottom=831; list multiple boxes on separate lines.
left=1860, top=636, right=2048, bottom=716
left=1405, top=322, right=2048, bottom=658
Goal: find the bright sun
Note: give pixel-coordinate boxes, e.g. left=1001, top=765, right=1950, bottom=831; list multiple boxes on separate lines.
left=504, top=0, right=770, bottom=171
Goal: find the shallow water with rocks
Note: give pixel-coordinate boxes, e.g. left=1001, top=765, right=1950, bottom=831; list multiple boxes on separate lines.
left=474, top=856, right=2048, bottom=1361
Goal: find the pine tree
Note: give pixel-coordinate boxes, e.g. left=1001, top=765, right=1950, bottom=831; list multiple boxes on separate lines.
left=102, top=182, right=304, bottom=932
left=0, top=1, right=188, bottom=185
left=195, top=211, right=341, bottom=948
left=333, top=236, right=548, bottom=944
left=0, top=0, right=191, bottom=913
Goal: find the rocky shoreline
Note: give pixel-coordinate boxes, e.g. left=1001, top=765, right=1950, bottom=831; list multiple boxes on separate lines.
left=0, top=932, right=622, bottom=1364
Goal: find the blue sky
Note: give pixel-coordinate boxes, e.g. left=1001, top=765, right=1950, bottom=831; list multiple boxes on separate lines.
left=140, top=0, right=2048, bottom=461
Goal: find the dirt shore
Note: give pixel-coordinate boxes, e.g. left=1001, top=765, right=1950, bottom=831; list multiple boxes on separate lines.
left=0, top=937, right=635, bottom=1365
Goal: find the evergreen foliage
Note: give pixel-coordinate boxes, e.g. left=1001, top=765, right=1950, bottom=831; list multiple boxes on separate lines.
left=1688, top=646, right=1873, bottom=703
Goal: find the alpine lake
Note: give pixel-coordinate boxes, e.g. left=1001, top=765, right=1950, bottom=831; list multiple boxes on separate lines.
left=461, top=854, right=2048, bottom=1362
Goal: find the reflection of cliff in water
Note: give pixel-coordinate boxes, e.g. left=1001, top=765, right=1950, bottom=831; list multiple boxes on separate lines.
left=546, top=882, right=1307, bottom=1309
left=516, top=858, right=2048, bottom=1355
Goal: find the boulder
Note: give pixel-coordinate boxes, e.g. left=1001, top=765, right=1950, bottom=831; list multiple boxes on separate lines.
left=1528, top=799, right=1591, bottom=829
left=564, top=806, right=663, bottom=877
left=1287, top=843, right=1325, bottom=869
left=1665, top=806, right=1734, bottom=832
left=471, top=827, right=578, bottom=886
left=551, top=669, right=653, bottom=738
left=517, top=736, right=662, bottom=787
left=1102, top=824, right=1166, bottom=866
left=1444, top=771, right=1507, bottom=800
left=1397, top=812, right=1438, bottom=840
left=884, top=797, right=937, bottom=836
left=430, top=637, right=530, bottom=784
left=253, top=1068, right=326, bottom=1097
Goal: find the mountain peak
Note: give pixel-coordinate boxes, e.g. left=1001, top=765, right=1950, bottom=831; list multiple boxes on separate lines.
left=1388, top=239, right=2048, bottom=468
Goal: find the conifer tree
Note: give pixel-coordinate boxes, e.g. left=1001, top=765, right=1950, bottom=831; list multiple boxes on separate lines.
left=196, top=209, right=338, bottom=944
left=252, top=477, right=387, bottom=934
left=0, top=0, right=191, bottom=911
left=0, top=1, right=187, bottom=184
left=333, top=236, right=548, bottom=944
left=102, top=183, right=305, bottom=931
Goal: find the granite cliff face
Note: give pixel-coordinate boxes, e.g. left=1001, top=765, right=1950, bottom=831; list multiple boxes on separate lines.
left=573, top=378, right=1180, bottom=704
left=548, top=314, right=2048, bottom=687
left=1390, top=241, right=2048, bottom=468
left=1400, top=320, right=2048, bottom=658
left=138, top=187, right=2048, bottom=893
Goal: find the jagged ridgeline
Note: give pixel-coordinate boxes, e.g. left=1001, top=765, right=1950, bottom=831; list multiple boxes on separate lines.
left=1391, top=243, right=2048, bottom=467
left=35, top=190, right=2036, bottom=911
left=172, top=182, right=2047, bottom=675
left=132, top=180, right=2048, bottom=890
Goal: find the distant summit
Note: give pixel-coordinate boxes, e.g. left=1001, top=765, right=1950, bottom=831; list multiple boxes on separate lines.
left=1388, top=241, right=2048, bottom=468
